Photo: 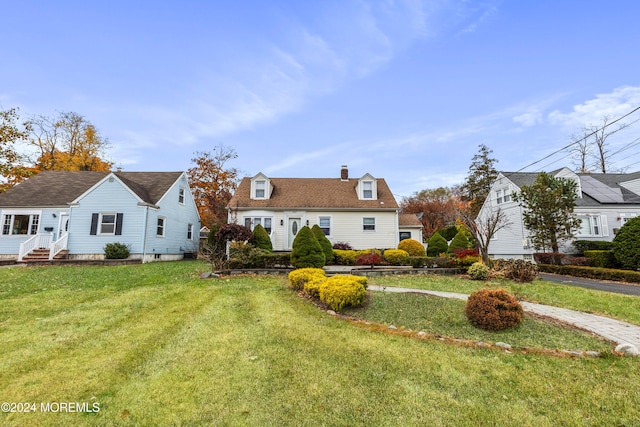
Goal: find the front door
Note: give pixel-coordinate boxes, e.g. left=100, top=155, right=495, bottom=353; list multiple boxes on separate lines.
left=287, top=217, right=302, bottom=249
left=58, top=213, right=69, bottom=239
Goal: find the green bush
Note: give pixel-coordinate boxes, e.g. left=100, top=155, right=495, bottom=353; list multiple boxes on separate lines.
left=492, top=259, right=538, bottom=283
left=311, top=224, right=334, bottom=264
left=408, top=256, right=426, bottom=268
left=439, top=225, right=458, bottom=241
left=574, top=240, right=614, bottom=253
left=426, top=232, right=448, bottom=257
left=448, top=231, right=470, bottom=253
left=383, top=249, right=410, bottom=265
left=290, top=226, right=326, bottom=268
left=104, top=242, right=130, bottom=259
left=397, top=238, right=426, bottom=256
left=334, top=249, right=357, bottom=265
left=537, top=264, right=640, bottom=283
left=424, top=256, right=455, bottom=268
left=467, top=262, right=489, bottom=280
left=613, top=217, right=640, bottom=270
left=251, top=224, right=273, bottom=252
left=319, top=275, right=367, bottom=311
left=583, top=250, right=616, bottom=268
left=465, top=288, right=523, bottom=331
left=288, top=268, right=326, bottom=291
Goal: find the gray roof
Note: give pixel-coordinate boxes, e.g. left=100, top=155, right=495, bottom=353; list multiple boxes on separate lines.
left=500, top=170, right=640, bottom=206
left=0, top=171, right=183, bottom=208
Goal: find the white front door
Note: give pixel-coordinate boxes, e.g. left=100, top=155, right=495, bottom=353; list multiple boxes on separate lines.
left=58, top=213, right=69, bottom=239
left=287, top=217, right=302, bottom=249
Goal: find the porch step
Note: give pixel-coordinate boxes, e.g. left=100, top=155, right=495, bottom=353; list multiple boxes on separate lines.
left=21, top=248, right=69, bottom=262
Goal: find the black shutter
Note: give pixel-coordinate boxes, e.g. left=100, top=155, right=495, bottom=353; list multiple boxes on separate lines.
left=115, top=213, right=123, bottom=235
left=90, top=213, right=99, bottom=235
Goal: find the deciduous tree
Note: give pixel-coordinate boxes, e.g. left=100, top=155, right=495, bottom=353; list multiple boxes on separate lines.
left=400, top=186, right=463, bottom=240
left=187, top=145, right=240, bottom=228
left=513, top=172, right=581, bottom=253
left=0, top=107, right=33, bottom=191
left=27, top=111, right=112, bottom=172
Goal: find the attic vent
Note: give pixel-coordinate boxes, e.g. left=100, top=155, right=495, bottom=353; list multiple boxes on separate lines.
left=108, top=177, right=114, bottom=182
left=341, top=165, right=348, bottom=181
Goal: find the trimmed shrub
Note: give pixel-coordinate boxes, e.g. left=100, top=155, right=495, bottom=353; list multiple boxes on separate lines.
left=425, top=256, right=455, bottom=268
left=319, top=275, right=367, bottom=311
left=356, top=252, right=381, bottom=268
left=492, top=259, right=538, bottom=283
left=398, top=238, right=426, bottom=257
left=251, top=224, right=273, bottom=252
left=216, top=223, right=253, bottom=242
left=104, top=242, right=130, bottom=259
left=468, top=262, right=489, bottom=280
left=537, top=264, right=640, bottom=283
left=288, top=268, right=326, bottom=291
left=426, top=232, right=448, bottom=257
left=311, top=224, right=334, bottom=264
left=465, top=289, right=523, bottom=331
left=448, top=231, right=471, bottom=253
left=383, top=249, right=410, bottom=265
left=290, top=226, right=326, bottom=268
left=334, top=249, right=357, bottom=265
left=439, top=225, right=459, bottom=242
left=565, top=256, right=591, bottom=266
left=574, top=240, right=614, bottom=253
left=583, top=250, right=616, bottom=268
left=408, top=256, right=426, bottom=268
left=613, top=216, right=640, bottom=270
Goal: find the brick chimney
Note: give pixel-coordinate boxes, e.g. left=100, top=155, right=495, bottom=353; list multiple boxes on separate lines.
left=340, top=165, right=348, bottom=181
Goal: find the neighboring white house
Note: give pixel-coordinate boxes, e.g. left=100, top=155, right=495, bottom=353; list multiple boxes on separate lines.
left=0, top=171, right=201, bottom=262
left=478, top=167, right=640, bottom=260
left=226, top=166, right=421, bottom=250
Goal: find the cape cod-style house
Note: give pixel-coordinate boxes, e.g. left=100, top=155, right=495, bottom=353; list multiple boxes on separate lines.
left=478, top=167, right=640, bottom=260
left=226, top=166, right=421, bottom=250
left=0, top=171, right=200, bottom=262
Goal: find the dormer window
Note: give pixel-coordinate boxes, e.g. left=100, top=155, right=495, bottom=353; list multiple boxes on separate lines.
left=255, top=180, right=266, bottom=198
left=362, top=181, right=373, bottom=199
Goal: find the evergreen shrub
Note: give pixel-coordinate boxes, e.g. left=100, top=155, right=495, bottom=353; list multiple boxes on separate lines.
left=465, top=288, right=523, bottom=331
left=288, top=268, right=326, bottom=291
left=383, top=249, right=410, bottom=265
left=251, top=224, right=273, bottom=252
left=574, top=240, right=614, bottom=253
left=467, top=262, right=489, bottom=280
left=398, top=238, right=426, bottom=256
left=319, top=275, right=367, bottom=311
left=312, top=224, right=334, bottom=264
left=426, top=232, right=448, bottom=257
left=448, top=231, right=470, bottom=253
left=290, top=226, right=326, bottom=268
left=583, top=250, right=616, bottom=268
left=104, top=242, right=130, bottom=259
left=612, top=217, right=640, bottom=270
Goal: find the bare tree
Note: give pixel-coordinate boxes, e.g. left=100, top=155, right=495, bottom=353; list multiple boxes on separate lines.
left=460, top=206, right=511, bottom=266
left=586, top=115, right=629, bottom=173
left=570, top=131, right=592, bottom=173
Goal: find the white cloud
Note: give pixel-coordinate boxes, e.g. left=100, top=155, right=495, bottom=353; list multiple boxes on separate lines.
left=513, top=111, right=543, bottom=127
left=548, top=86, right=640, bottom=129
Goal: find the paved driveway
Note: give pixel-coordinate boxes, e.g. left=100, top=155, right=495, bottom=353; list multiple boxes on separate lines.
left=538, top=273, right=640, bottom=296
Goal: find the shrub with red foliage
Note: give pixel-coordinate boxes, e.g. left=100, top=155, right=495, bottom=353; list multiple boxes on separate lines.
left=356, top=252, right=381, bottom=268
left=453, top=248, right=479, bottom=258
left=465, top=288, right=523, bottom=331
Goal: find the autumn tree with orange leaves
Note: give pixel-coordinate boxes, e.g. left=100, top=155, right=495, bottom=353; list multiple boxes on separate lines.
left=400, top=186, right=465, bottom=240
left=28, top=111, right=112, bottom=172
left=187, top=145, right=240, bottom=228
left=0, top=107, right=34, bottom=191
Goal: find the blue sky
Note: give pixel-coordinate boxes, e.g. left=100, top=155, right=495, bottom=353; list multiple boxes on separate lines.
left=3, top=1, right=640, bottom=198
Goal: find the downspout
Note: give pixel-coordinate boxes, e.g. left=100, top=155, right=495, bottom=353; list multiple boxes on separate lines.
left=141, top=204, right=149, bottom=263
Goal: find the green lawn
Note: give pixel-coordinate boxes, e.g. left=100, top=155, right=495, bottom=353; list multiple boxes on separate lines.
left=1, top=262, right=639, bottom=426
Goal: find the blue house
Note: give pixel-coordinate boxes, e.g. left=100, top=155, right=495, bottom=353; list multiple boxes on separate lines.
left=0, top=171, right=200, bottom=262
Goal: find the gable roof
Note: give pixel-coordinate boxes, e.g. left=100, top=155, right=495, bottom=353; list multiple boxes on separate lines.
left=399, top=213, right=423, bottom=227
left=0, top=171, right=184, bottom=208
left=498, top=170, right=640, bottom=206
left=228, top=177, right=399, bottom=210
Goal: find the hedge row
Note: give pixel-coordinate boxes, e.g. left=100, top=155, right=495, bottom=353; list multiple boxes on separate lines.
left=537, top=264, right=640, bottom=283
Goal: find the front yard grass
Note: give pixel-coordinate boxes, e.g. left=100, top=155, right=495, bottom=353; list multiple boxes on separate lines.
left=1, top=261, right=639, bottom=426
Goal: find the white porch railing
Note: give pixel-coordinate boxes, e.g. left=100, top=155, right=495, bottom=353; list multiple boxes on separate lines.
left=18, top=233, right=68, bottom=261
left=50, top=233, right=69, bottom=260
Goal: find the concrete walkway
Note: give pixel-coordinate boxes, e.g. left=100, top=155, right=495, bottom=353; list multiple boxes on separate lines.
left=367, top=285, right=640, bottom=349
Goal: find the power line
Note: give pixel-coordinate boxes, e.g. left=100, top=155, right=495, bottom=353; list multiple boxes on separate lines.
left=514, top=105, right=640, bottom=173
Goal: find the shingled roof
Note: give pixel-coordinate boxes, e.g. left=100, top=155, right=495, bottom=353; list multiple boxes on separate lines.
left=227, top=177, right=399, bottom=210
left=0, top=171, right=183, bottom=208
